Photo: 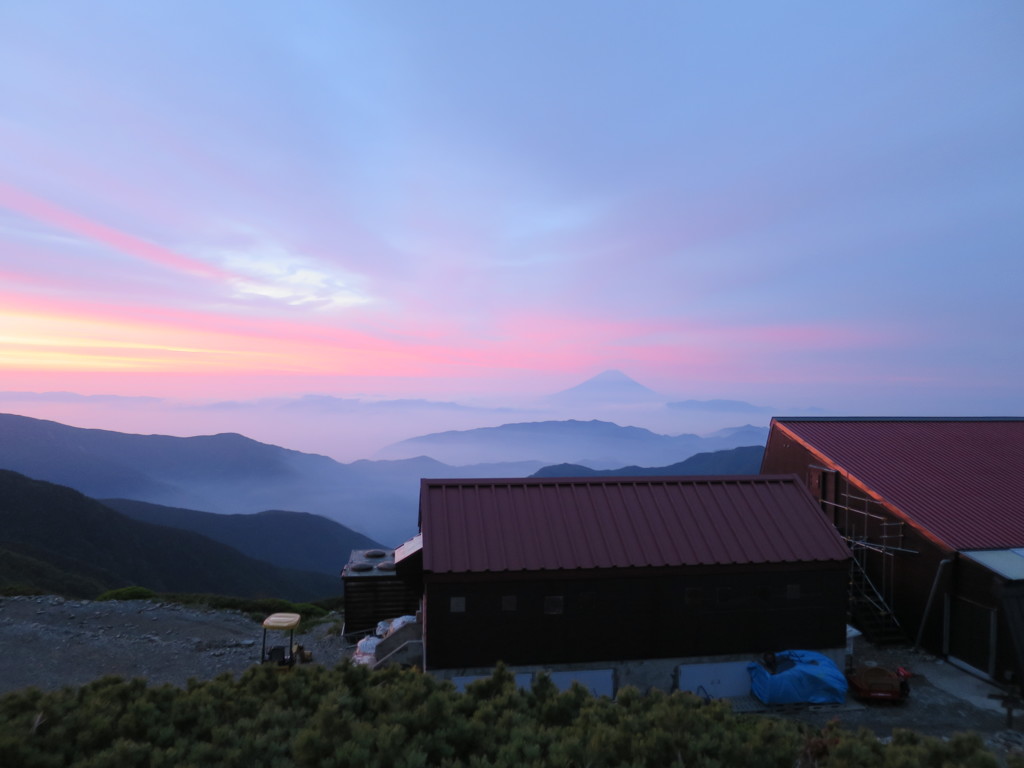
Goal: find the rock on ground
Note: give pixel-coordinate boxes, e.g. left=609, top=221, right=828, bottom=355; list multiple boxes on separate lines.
left=0, top=595, right=351, bottom=694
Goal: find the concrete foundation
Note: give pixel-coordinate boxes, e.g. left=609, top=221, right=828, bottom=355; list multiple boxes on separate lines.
left=430, top=646, right=846, bottom=696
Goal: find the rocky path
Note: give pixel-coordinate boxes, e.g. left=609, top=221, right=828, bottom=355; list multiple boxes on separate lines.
left=0, top=596, right=351, bottom=694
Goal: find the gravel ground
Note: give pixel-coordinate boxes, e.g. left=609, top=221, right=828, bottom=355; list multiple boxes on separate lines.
left=2, top=596, right=1022, bottom=757
left=751, top=637, right=1024, bottom=757
left=0, top=595, right=352, bottom=693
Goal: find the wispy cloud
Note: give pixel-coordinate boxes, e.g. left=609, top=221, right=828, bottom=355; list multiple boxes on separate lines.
left=194, top=228, right=372, bottom=310
left=0, top=0, right=1019, bottom=417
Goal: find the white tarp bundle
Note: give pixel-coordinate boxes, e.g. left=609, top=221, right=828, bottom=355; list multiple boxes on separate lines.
left=352, top=635, right=381, bottom=666
left=388, top=615, right=417, bottom=635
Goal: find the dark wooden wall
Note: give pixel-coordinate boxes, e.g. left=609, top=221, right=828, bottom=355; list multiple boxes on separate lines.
left=343, top=576, right=421, bottom=634
left=951, top=556, right=1023, bottom=681
left=762, top=427, right=1024, bottom=681
left=423, top=563, right=848, bottom=670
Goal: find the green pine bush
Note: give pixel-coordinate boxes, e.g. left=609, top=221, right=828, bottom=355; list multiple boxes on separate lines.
left=96, top=586, right=157, bottom=602
left=0, top=662, right=1008, bottom=768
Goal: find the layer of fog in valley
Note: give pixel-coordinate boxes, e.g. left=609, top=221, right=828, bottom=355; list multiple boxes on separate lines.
left=0, top=371, right=828, bottom=464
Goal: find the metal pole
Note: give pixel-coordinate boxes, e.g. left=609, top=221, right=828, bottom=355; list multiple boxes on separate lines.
left=943, top=593, right=951, bottom=656
left=915, top=558, right=953, bottom=649
left=989, top=609, right=998, bottom=680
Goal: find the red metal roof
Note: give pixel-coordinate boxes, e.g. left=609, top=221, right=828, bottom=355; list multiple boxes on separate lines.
left=420, top=476, right=850, bottom=574
left=770, top=418, right=1024, bottom=551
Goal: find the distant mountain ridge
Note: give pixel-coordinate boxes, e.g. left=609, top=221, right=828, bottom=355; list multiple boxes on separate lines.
left=531, top=446, right=765, bottom=478
left=667, top=399, right=774, bottom=414
left=0, top=412, right=768, bottom=545
left=375, top=419, right=769, bottom=468
left=667, top=400, right=826, bottom=416
left=0, top=470, right=340, bottom=601
left=101, top=500, right=382, bottom=577
left=0, top=413, right=317, bottom=500
left=0, top=413, right=545, bottom=544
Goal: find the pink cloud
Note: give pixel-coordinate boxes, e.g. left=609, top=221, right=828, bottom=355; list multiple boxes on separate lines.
left=0, top=182, right=229, bottom=280
left=0, top=288, right=514, bottom=383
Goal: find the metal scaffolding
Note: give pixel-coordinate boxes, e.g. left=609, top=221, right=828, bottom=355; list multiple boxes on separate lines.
left=811, top=466, right=916, bottom=642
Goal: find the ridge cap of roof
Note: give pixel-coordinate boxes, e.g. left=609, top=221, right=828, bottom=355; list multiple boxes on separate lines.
left=772, top=416, right=1024, bottom=423
left=421, top=474, right=799, bottom=487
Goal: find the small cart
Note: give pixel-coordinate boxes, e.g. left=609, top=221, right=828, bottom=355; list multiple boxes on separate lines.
left=846, top=665, right=910, bottom=702
left=261, top=612, right=301, bottom=666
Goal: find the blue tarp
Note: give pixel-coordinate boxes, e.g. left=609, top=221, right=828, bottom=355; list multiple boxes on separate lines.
left=747, top=650, right=847, bottom=705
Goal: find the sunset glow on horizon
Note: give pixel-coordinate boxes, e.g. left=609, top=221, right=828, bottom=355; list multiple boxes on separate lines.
left=1, top=0, right=1022, bottom=440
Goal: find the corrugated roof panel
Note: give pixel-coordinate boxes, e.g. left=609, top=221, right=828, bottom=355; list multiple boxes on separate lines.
left=731, top=482, right=775, bottom=563
left=671, top=484, right=710, bottom=565
left=642, top=482, right=684, bottom=565
left=762, top=481, right=813, bottom=563
left=962, top=550, right=1024, bottom=581
left=773, top=418, right=1024, bottom=552
left=573, top=483, right=609, bottom=568
left=420, top=476, right=850, bottom=574
left=607, top=482, right=650, bottom=566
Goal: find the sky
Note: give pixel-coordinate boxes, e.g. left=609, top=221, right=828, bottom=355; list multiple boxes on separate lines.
left=1, top=1, right=1022, bottom=459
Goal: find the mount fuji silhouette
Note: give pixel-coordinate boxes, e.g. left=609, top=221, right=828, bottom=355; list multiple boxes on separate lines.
left=546, top=370, right=665, bottom=405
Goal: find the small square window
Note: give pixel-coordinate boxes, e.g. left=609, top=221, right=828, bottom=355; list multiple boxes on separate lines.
left=450, top=596, right=466, bottom=613
left=786, top=584, right=801, bottom=600
left=717, top=587, right=735, bottom=604
left=544, top=595, right=564, bottom=615
left=502, top=595, right=517, bottom=612
left=685, top=588, right=704, bottom=606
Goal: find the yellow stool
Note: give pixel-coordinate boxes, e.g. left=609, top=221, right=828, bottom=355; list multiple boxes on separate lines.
left=261, top=612, right=301, bottom=666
